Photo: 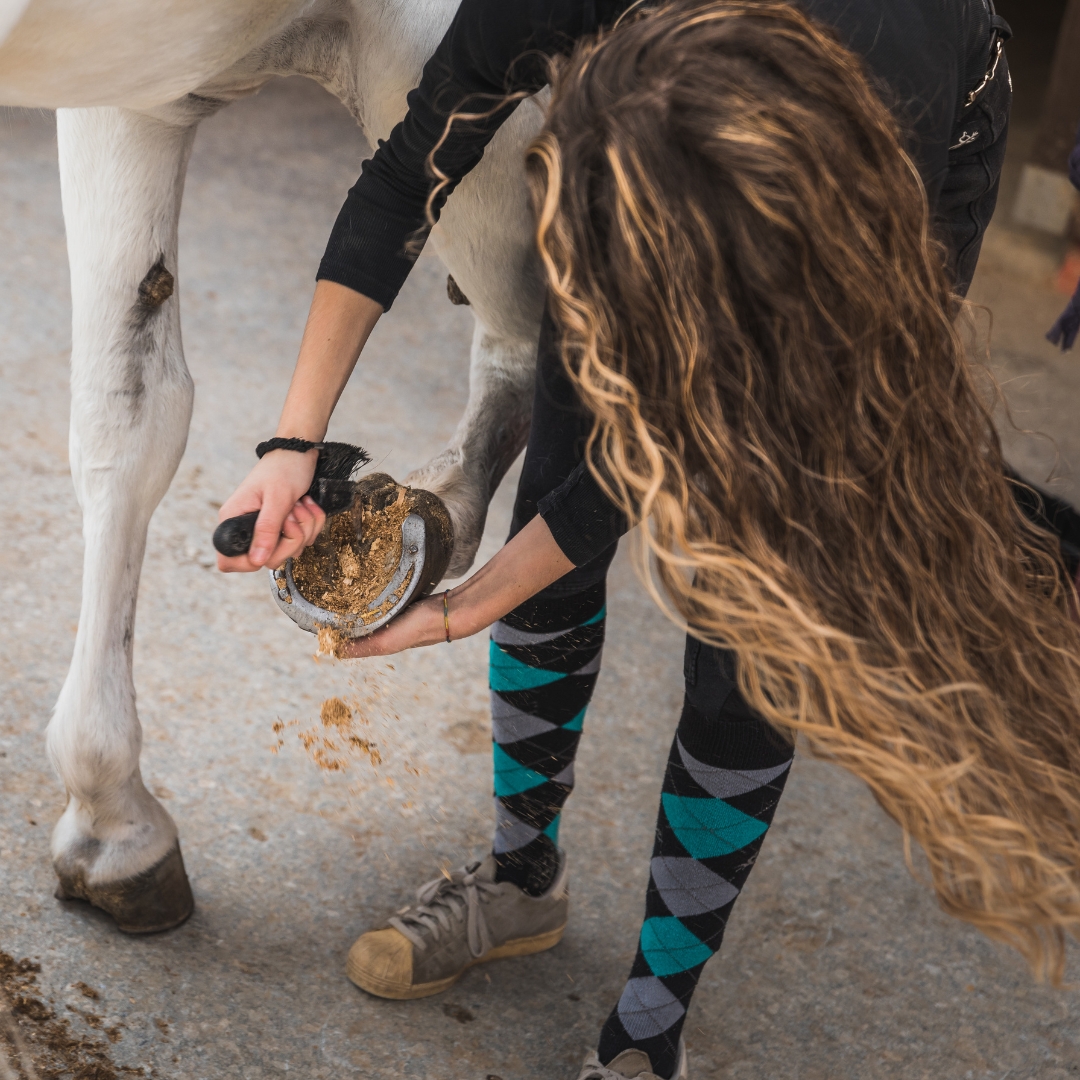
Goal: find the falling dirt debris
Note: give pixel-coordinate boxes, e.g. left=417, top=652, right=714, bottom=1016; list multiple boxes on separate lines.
left=272, top=696, right=384, bottom=773
left=291, top=697, right=383, bottom=774
left=1, top=951, right=140, bottom=1080
left=320, top=697, right=351, bottom=729
left=268, top=657, right=418, bottom=805
left=316, top=625, right=353, bottom=660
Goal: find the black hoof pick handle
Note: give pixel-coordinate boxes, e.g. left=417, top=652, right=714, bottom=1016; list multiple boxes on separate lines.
left=212, top=479, right=360, bottom=558
left=213, top=511, right=262, bottom=558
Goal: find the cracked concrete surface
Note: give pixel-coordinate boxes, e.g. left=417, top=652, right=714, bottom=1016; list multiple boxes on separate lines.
left=2, top=71, right=1080, bottom=1080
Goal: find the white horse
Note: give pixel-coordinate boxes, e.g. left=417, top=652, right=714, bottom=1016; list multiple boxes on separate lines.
left=0, top=0, right=545, bottom=931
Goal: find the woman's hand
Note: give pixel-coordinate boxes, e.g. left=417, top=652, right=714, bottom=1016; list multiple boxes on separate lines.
left=341, top=593, right=449, bottom=657
left=216, top=449, right=325, bottom=572
left=340, top=514, right=576, bottom=658
left=215, top=282, right=385, bottom=574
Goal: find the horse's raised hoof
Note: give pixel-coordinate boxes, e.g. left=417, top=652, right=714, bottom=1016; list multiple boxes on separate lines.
left=54, top=840, right=194, bottom=934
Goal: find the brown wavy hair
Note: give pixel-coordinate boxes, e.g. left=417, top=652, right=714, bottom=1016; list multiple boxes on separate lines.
left=526, top=0, right=1080, bottom=980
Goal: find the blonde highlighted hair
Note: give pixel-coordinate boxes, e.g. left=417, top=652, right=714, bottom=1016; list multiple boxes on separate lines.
left=526, top=0, right=1080, bottom=980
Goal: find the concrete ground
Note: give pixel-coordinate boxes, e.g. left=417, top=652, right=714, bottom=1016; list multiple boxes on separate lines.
left=2, top=56, right=1080, bottom=1080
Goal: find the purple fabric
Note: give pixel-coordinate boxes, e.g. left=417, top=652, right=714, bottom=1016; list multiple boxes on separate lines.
left=1069, top=121, right=1080, bottom=191
left=1046, top=123, right=1080, bottom=351
left=1047, top=288, right=1080, bottom=351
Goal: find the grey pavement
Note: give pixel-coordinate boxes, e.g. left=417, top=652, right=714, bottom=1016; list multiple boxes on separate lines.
left=2, top=77, right=1079, bottom=1080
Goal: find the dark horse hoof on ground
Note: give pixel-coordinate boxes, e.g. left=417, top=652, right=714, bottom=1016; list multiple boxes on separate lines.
left=54, top=840, right=194, bottom=933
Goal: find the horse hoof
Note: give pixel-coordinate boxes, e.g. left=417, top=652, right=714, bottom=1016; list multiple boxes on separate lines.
left=54, top=840, right=194, bottom=933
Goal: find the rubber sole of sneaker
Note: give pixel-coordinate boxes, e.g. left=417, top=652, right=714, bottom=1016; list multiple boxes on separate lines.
left=347, top=923, right=567, bottom=1000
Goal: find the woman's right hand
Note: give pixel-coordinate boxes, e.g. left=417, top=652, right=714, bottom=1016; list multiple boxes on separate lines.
left=217, top=281, right=384, bottom=573
left=216, top=448, right=327, bottom=573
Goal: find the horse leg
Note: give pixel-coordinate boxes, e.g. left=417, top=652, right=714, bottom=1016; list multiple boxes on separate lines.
left=406, top=103, right=547, bottom=578
left=404, top=319, right=536, bottom=577
left=49, top=104, right=200, bottom=932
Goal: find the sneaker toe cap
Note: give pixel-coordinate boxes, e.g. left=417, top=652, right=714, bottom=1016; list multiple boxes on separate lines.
left=346, top=927, right=414, bottom=996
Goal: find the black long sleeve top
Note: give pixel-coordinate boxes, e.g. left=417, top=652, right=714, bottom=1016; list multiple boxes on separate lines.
left=317, top=0, right=1009, bottom=568
left=317, top=0, right=634, bottom=309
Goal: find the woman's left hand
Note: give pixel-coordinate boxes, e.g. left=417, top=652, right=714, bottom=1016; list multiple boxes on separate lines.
left=339, top=593, right=447, bottom=658
left=336, top=514, right=576, bottom=660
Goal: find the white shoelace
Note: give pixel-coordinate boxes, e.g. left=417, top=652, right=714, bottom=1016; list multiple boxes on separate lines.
left=388, top=862, right=501, bottom=958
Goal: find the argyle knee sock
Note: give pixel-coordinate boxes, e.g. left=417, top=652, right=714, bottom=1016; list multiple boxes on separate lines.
left=597, top=688, right=794, bottom=1079
left=488, top=580, right=606, bottom=896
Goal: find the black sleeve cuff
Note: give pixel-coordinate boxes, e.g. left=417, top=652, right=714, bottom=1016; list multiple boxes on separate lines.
left=316, top=195, right=432, bottom=312
left=315, top=260, right=404, bottom=314
left=537, top=459, right=629, bottom=567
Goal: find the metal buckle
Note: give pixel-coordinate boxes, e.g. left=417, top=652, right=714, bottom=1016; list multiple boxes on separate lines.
left=965, top=36, right=1003, bottom=109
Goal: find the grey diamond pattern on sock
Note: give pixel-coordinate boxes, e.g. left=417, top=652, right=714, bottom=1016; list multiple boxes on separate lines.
left=676, top=735, right=791, bottom=799
left=491, top=621, right=572, bottom=647
left=493, top=799, right=542, bottom=853
left=650, top=855, right=740, bottom=916
left=572, top=652, right=603, bottom=677
left=552, top=761, right=575, bottom=786
left=616, top=977, right=687, bottom=1040
left=491, top=695, right=560, bottom=744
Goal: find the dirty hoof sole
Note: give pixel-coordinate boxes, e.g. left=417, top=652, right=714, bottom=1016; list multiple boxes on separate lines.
left=54, top=840, right=194, bottom=934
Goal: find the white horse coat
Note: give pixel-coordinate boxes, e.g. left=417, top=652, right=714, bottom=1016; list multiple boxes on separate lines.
left=0, top=0, right=544, bottom=926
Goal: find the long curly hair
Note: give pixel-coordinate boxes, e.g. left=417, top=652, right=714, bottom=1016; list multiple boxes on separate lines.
left=526, top=0, right=1080, bottom=980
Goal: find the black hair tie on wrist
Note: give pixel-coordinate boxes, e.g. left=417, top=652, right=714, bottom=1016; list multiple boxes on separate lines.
left=255, top=439, right=369, bottom=481
left=256, top=438, right=326, bottom=458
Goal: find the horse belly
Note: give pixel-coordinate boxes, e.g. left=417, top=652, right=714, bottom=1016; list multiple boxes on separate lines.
left=0, top=0, right=302, bottom=108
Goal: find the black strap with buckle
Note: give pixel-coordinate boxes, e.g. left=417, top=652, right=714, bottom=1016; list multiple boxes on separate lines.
left=965, top=11, right=1012, bottom=110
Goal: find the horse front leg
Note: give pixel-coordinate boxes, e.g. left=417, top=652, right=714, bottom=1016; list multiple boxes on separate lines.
left=48, top=104, right=199, bottom=932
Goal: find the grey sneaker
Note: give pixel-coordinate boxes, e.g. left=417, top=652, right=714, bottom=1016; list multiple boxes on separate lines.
left=575, top=1042, right=689, bottom=1080
left=346, top=852, right=568, bottom=999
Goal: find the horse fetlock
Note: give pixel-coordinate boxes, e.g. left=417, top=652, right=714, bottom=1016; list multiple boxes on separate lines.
left=50, top=778, right=177, bottom=878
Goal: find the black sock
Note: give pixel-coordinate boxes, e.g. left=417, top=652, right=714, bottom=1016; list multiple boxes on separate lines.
left=597, top=658, right=794, bottom=1078
left=488, top=582, right=606, bottom=896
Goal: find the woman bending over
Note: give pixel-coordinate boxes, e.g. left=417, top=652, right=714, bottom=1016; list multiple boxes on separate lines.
left=343, top=4, right=1080, bottom=1077
left=216, top=0, right=1071, bottom=1075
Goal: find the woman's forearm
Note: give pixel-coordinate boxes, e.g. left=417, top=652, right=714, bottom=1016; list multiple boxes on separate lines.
left=446, top=514, right=576, bottom=637
left=215, top=281, right=382, bottom=573
left=276, top=280, right=384, bottom=441
left=341, top=514, right=575, bottom=657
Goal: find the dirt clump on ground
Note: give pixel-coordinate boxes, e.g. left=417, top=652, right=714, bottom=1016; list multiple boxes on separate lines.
left=0, top=951, right=139, bottom=1080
